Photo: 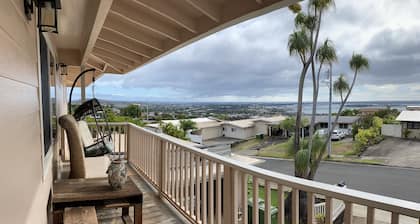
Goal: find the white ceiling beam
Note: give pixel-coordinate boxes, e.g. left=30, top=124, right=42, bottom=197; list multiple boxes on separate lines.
left=93, top=47, right=136, bottom=67
left=91, top=54, right=126, bottom=74
left=184, top=0, right=221, bottom=22
left=98, top=29, right=154, bottom=58
left=103, top=14, right=164, bottom=51
left=134, top=0, right=197, bottom=33
left=110, top=1, right=181, bottom=42
left=81, top=0, right=114, bottom=65
left=95, top=39, right=144, bottom=63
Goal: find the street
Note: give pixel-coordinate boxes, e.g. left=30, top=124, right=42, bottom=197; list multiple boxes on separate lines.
left=255, top=158, right=420, bottom=203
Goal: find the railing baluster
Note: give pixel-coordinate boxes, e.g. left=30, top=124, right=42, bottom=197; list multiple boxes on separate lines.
left=264, top=180, right=271, bottom=224
left=196, top=155, right=201, bottom=222
left=292, top=188, right=299, bottom=224
left=325, top=196, right=333, bottom=224
left=184, top=150, right=189, bottom=212
left=180, top=149, right=185, bottom=209
left=209, top=160, right=214, bottom=224
left=170, top=144, right=174, bottom=199
left=190, top=152, right=194, bottom=216
left=277, top=184, right=284, bottom=224
left=175, top=146, right=180, bottom=205
left=391, top=212, right=399, bottom=224
left=252, top=176, right=258, bottom=224
left=242, top=173, right=248, bottom=224
left=202, top=158, right=208, bottom=224
left=216, top=163, right=222, bottom=224
left=344, top=201, right=352, bottom=224
left=367, top=206, right=375, bottom=224
left=307, top=192, right=314, bottom=224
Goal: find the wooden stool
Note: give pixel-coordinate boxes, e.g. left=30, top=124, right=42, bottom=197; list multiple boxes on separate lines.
left=64, top=206, right=98, bottom=224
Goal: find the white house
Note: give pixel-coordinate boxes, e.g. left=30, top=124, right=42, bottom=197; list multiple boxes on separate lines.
left=396, top=109, right=420, bottom=139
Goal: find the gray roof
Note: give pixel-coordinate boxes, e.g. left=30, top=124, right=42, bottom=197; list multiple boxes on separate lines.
left=313, top=116, right=360, bottom=124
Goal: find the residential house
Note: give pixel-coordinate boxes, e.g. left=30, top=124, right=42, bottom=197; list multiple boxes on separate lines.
left=396, top=109, right=420, bottom=139
left=1, top=0, right=418, bottom=223
left=314, top=115, right=360, bottom=133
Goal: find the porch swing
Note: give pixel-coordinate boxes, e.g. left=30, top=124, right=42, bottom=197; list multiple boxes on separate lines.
left=68, top=68, right=114, bottom=157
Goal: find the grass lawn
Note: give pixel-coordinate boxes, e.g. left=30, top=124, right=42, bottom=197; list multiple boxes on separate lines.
left=257, top=141, right=291, bottom=159
left=327, top=157, right=385, bottom=165
left=232, top=138, right=262, bottom=151
left=332, top=140, right=357, bottom=156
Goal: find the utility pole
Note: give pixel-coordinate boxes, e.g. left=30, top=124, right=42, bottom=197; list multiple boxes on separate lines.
left=327, top=67, right=333, bottom=158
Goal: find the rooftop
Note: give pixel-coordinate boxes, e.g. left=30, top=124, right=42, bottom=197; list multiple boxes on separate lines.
left=396, top=111, right=420, bottom=122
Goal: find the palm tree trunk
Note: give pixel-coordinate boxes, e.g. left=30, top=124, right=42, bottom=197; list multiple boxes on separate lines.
left=308, top=70, right=359, bottom=179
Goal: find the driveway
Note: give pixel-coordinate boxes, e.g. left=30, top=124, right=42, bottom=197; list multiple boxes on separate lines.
left=362, top=137, right=420, bottom=168
left=255, top=158, right=420, bottom=203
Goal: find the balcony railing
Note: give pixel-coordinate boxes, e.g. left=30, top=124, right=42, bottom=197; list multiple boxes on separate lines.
left=98, top=122, right=420, bottom=224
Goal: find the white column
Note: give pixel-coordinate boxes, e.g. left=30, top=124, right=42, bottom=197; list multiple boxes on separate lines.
left=80, top=71, right=86, bottom=103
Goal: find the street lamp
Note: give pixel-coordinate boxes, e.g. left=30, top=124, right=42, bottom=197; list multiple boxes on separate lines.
left=322, top=67, right=333, bottom=158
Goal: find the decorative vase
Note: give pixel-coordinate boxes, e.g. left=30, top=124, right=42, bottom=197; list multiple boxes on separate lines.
left=107, top=159, right=127, bottom=190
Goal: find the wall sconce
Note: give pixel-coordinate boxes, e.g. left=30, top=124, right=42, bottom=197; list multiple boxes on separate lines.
left=23, top=0, right=61, bottom=33
left=37, top=0, right=61, bottom=33
left=59, top=63, right=67, bottom=76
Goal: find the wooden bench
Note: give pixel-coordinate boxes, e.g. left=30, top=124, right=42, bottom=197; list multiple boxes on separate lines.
left=63, top=206, right=98, bottom=224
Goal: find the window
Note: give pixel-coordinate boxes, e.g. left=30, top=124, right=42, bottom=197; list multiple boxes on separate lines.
left=39, top=34, right=57, bottom=155
left=320, top=123, right=328, bottom=128
left=339, top=124, right=347, bottom=129
left=407, top=122, right=420, bottom=129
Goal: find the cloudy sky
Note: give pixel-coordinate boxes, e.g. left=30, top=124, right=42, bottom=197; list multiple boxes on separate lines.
left=90, top=0, right=420, bottom=102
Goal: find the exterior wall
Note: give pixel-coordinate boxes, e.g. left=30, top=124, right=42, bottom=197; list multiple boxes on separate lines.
left=382, top=124, right=402, bottom=138
left=223, top=124, right=255, bottom=140
left=254, top=121, right=268, bottom=136
left=0, top=1, right=66, bottom=223
left=201, top=126, right=223, bottom=140
left=401, top=122, right=420, bottom=139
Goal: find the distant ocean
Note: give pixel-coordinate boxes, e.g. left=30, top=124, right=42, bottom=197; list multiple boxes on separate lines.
left=283, top=101, right=420, bottom=115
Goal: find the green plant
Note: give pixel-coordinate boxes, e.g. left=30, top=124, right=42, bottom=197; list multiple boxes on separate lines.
left=403, top=129, right=411, bottom=138
left=160, top=123, right=187, bottom=140
left=315, top=213, right=325, bottom=224
left=179, top=119, right=197, bottom=132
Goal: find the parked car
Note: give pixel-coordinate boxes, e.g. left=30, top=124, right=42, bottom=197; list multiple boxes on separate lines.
left=331, top=130, right=343, bottom=140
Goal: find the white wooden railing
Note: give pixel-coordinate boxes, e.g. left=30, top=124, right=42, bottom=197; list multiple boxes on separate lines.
left=87, top=122, right=128, bottom=157
left=113, top=123, right=420, bottom=224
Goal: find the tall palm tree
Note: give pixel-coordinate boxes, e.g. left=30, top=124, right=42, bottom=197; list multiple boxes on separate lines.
left=288, top=30, right=311, bottom=177
left=309, top=54, right=369, bottom=179
left=333, top=74, right=349, bottom=103
left=307, top=39, right=337, bottom=164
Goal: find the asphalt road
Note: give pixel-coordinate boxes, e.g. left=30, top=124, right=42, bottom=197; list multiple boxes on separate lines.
left=255, top=158, right=420, bottom=203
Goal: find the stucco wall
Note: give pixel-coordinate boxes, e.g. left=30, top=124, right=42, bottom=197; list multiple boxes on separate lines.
left=382, top=124, right=402, bottom=138
left=0, top=1, right=66, bottom=223
left=254, top=121, right=268, bottom=136
left=201, top=126, right=223, bottom=140
left=223, top=124, right=255, bottom=140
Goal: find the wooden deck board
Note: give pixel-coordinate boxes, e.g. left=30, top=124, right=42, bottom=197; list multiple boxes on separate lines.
left=60, top=163, right=185, bottom=224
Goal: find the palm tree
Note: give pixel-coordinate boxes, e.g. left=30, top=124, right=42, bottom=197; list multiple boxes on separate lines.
left=333, top=74, right=349, bottom=103
left=307, top=39, right=337, bottom=165
left=308, top=54, right=369, bottom=179
left=288, top=30, right=311, bottom=175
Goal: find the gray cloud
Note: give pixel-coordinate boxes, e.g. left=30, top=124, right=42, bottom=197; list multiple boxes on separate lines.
left=96, top=0, right=420, bottom=102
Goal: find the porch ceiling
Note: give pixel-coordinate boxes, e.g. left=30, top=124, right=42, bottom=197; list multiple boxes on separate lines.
left=59, top=0, right=298, bottom=86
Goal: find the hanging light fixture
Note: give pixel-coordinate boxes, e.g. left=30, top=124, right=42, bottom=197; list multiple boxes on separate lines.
left=58, top=63, right=67, bottom=76
left=36, top=0, right=61, bottom=33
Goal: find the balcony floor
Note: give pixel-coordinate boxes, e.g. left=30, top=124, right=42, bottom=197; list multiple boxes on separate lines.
left=60, top=162, right=186, bottom=224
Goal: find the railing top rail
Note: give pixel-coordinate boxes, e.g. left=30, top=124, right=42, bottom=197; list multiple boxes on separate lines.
left=88, top=122, right=129, bottom=126
left=127, top=123, right=420, bottom=217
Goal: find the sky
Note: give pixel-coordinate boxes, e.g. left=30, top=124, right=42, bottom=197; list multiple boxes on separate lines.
left=86, top=0, right=420, bottom=103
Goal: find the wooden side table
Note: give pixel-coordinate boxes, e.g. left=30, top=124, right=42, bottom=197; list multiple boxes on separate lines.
left=53, top=177, right=143, bottom=224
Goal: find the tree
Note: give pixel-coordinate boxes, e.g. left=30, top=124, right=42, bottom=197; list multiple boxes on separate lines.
left=308, top=53, right=369, bottom=179
left=160, top=123, right=187, bottom=140
left=333, top=74, right=349, bottom=103
left=121, top=104, right=141, bottom=118
left=280, top=117, right=309, bottom=137
left=179, top=119, right=197, bottom=132
left=287, top=0, right=336, bottom=178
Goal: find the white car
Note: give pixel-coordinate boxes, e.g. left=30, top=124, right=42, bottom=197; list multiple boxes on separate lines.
left=331, top=130, right=342, bottom=140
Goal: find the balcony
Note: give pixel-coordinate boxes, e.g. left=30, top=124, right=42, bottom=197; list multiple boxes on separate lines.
left=70, top=122, right=420, bottom=224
